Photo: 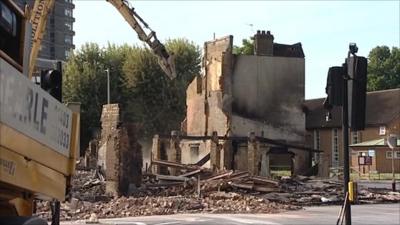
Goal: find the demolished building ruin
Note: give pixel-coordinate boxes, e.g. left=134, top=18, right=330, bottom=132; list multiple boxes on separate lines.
left=153, top=30, right=313, bottom=177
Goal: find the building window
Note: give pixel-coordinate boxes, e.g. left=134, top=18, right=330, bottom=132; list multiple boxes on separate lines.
left=386, top=151, right=393, bottom=159
left=65, top=22, right=72, bottom=31
left=388, top=151, right=400, bottom=159
left=351, top=131, right=360, bottom=144
left=190, top=144, right=199, bottom=155
left=64, top=35, right=72, bottom=44
left=332, top=128, right=339, bottom=167
left=65, top=8, right=72, bottom=17
left=50, top=32, right=55, bottom=42
left=189, top=143, right=200, bottom=162
left=368, top=149, right=375, bottom=157
left=379, top=126, right=386, bottom=135
left=65, top=50, right=70, bottom=58
left=313, top=130, right=320, bottom=164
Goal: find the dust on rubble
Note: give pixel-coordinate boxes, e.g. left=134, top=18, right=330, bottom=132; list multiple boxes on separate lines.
left=33, top=169, right=400, bottom=221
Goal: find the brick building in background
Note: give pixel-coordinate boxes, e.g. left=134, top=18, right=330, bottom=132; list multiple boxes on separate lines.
left=304, top=88, right=400, bottom=177
left=350, top=138, right=400, bottom=174
left=16, top=0, right=75, bottom=67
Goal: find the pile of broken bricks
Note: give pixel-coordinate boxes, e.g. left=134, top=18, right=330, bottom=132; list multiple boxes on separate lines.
left=34, top=162, right=400, bottom=221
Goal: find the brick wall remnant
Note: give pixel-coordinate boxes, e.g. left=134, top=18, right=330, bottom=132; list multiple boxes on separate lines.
left=247, top=132, right=260, bottom=176
left=98, top=104, right=142, bottom=196
left=169, top=130, right=181, bottom=176
left=210, top=131, right=221, bottom=171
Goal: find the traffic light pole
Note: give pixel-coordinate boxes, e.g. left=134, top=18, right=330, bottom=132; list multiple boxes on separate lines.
left=342, top=51, right=352, bottom=225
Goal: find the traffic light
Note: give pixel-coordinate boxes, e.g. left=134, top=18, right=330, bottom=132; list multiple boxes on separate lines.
left=325, top=66, right=344, bottom=107
left=41, top=69, right=62, bottom=102
left=347, top=56, right=367, bottom=131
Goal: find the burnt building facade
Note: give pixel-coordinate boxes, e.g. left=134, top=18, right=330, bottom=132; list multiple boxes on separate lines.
left=153, top=31, right=311, bottom=176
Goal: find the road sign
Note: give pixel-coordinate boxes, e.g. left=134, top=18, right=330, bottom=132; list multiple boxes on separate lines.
left=358, top=156, right=372, bottom=166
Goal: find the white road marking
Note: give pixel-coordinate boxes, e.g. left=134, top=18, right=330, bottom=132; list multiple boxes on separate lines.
left=112, top=222, right=147, bottom=225
left=215, top=216, right=281, bottom=225
left=154, top=222, right=180, bottom=225
left=199, top=214, right=281, bottom=225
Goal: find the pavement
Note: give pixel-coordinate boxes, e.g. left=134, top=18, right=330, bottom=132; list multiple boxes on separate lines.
left=357, top=180, right=400, bottom=190
left=63, top=203, right=400, bottom=225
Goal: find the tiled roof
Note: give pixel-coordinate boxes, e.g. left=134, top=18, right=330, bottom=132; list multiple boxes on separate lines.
left=273, top=43, right=305, bottom=58
left=304, top=88, right=400, bottom=129
left=350, top=138, right=400, bottom=147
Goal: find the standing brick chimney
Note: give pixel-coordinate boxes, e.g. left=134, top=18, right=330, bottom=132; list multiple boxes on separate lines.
left=254, top=30, right=274, bottom=56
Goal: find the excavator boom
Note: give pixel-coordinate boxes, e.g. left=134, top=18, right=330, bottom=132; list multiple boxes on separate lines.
left=107, top=0, right=176, bottom=79
left=28, top=0, right=55, bottom=79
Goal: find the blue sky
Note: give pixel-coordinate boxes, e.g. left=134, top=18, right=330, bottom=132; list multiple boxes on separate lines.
left=73, top=0, right=399, bottom=99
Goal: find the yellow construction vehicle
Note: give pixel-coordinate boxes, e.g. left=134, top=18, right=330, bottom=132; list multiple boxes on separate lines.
left=1, top=0, right=175, bottom=224
left=0, top=1, right=79, bottom=224
left=27, top=0, right=55, bottom=80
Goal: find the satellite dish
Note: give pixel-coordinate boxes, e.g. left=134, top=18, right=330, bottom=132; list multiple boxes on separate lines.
left=387, top=134, right=398, bottom=150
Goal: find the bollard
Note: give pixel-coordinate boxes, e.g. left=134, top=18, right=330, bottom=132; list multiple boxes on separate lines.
left=348, top=181, right=358, bottom=202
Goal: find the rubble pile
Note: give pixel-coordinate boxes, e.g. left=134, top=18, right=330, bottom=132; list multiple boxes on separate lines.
left=36, top=191, right=300, bottom=221
left=70, top=170, right=109, bottom=202
left=34, top=163, right=400, bottom=221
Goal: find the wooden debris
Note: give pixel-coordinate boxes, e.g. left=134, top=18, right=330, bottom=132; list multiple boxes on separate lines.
left=156, top=174, right=190, bottom=182
left=151, top=159, right=200, bottom=170
left=195, top=153, right=210, bottom=166
left=179, top=169, right=203, bottom=177
left=205, top=170, right=234, bottom=181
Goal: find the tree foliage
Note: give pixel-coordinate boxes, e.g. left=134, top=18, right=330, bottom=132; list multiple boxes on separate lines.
left=63, top=40, right=201, bottom=151
left=367, top=46, right=400, bottom=91
left=233, top=38, right=254, bottom=55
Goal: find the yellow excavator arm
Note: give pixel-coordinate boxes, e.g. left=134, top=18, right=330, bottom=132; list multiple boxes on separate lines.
left=28, top=0, right=176, bottom=80
left=107, top=0, right=176, bottom=79
left=28, top=0, right=55, bottom=80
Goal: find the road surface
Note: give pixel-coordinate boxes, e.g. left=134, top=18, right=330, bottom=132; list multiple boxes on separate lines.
left=65, top=203, right=400, bottom=225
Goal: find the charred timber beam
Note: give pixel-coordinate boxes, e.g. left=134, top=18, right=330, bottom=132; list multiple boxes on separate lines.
left=158, top=135, right=322, bottom=153
left=250, top=176, right=280, bottom=186
left=205, top=170, right=234, bottom=181
left=195, top=153, right=210, bottom=166
left=156, top=174, right=190, bottom=182
left=151, top=159, right=200, bottom=170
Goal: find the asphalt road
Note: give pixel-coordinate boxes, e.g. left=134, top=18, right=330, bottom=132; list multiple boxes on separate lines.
left=65, top=203, right=399, bottom=225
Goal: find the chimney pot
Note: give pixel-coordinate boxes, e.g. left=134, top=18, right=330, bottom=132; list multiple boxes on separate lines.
left=253, top=29, right=274, bottom=56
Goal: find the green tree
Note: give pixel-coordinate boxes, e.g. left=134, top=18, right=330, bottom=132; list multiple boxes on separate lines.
left=367, top=46, right=400, bottom=91
left=122, top=39, right=201, bottom=138
left=233, top=38, right=254, bottom=55
left=63, top=43, right=128, bottom=151
left=63, top=39, right=201, bottom=151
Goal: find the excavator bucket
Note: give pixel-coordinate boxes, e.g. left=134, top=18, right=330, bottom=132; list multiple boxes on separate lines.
left=158, top=54, right=176, bottom=80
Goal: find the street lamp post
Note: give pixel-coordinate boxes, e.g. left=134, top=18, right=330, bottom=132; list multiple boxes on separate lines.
left=105, top=69, right=110, bottom=105
left=387, top=134, right=398, bottom=191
